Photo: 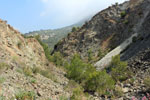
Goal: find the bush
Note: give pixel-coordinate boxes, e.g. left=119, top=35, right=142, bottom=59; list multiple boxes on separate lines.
left=30, top=78, right=36, bottom=84
left=121, top=11, right=126, bottom=18
left=15, top=91, right=35, bottom=100
left=66, top=54, right=115, bottom=96
left=98, top=49, right=108, bottom=60
left=70, top=86, right=86, bottom=100
left=71, top=27, right=79, bottom=32
left=113, top=86, right=123, bottom=97
left=88, top=49, right=93, bottom=61
left=123, top=20, right=129, bottom=24
left=85, top=70, right=115, bottom=95
left=0, top=63, right=9, bottom=70
left=0, top=95, right=5, bottom=100
left=110, top=55, right=128, bottom=82
left=23, top=67, right=33, bottom=77
left=52, top=52, right=64, bottom=66
left=132, top=36, right=137, bottom=43
left=66, top=54, right=88, bottom=83
left=0, top=77, right=5, bottom=84
left=35, top=35, right=53, bottom=62
left=32, top=67, right=40, bottom=74
left=17, top=42, right=22, bottom=49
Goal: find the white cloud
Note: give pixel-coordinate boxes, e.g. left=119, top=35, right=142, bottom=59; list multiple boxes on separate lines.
left=40, top=0, right=127, bottom=26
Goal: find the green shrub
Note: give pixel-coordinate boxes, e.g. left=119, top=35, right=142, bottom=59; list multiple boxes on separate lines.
left=32, top=67, right=40, bottom=74
left=40, top=69, right=57, bottom=82
left=0, top=63, right=9, bottom=71
left=52, top=52, right=64, bottom=66
left=98, top=49, right=108, bottom=60
left=17, top=42, right=22, bottom=49
left=59, top=96, right=68, bottom=100
left=121, top=11, right=126, bottom=18
left=113, top=86, right=123, bottom=97
left=30, top=78, right=36, bottom=84
left=66, top=54, right=87, bottom=83
left=35, top=35, right=53, bottom=62
left=85, top=70, right=115, bottom=95
left=66, top=54, right=115, bottom=96
left=71, top=27, right=79, bottom=32
left=0, top=77, right=5, bottom=84
left=110, top=55, right=128, bottom=82
left=123, top=20, right=129, bottom=24
left=0, top=95, right=5, bottom=100
left=70, top=86, right=85, bottom=100
left=132, top=36, right=137, bottom=43
left=15, top=91, right=35, bottom=100
left=88, top=49, right=93, bottom=61
left=23, top=67, right=33, bottom=77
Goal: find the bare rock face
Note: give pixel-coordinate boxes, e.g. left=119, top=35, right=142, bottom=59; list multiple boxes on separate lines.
left=0, top=19, right=70, bottom=100
left=53, top=0, right=150, bottom=61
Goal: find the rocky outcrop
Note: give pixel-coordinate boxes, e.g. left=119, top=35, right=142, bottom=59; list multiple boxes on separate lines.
left=53, top=0, right=147, bottom=61
left=0, top=19, right=70, bottom=100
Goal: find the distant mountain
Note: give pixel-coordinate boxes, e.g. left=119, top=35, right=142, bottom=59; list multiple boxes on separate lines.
left=25, top=17, right=91, bottom=49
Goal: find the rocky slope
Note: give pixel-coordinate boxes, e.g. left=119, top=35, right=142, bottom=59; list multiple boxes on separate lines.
left=0, top=19, right=70, bottom=100
left=53, top=0, right=146, bottom=60
left=53, top=0, right=150, bottom=99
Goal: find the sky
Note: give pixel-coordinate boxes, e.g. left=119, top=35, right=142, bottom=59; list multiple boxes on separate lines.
left=0, top=0, right=126, bottom=33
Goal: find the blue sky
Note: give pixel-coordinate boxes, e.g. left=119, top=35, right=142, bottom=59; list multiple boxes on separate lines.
left=0, top=0, right=126, bottom=33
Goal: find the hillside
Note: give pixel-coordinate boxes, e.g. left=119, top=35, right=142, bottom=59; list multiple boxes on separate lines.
left=0, top=19, right=70, bottom=100
left=25, top=19, right=88, bottom=49
left=1, top=0, right=150, bottom=99
left=53, top=0, right=146, bottom=60
left=53, top=0, right=150, bottom=99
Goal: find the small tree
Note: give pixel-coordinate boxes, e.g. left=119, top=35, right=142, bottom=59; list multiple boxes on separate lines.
left=52, top=52, right=64, bottom=66
left=121, top=11, right=126, bottom=18
left=88, top=49, right=93, bottom=61
left=66, top=54, right=87, bottom=83
left=71, top=27, right=79, bottom=32
left=110, top=55, right=128, bottom=82
left=85, top=70, right=115, bottom=95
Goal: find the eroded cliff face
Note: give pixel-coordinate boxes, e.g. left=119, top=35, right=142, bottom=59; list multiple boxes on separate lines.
left=0, top=19, right=70, bottom=100
left=53, top=0, right=148, bottom=60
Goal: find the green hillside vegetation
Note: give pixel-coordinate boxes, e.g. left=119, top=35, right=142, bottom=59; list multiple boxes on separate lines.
left=25, top=21, right=84, bottom=49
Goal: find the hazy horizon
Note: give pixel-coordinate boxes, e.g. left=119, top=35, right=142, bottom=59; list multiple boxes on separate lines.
left=0, top=0, right=127, bottom=33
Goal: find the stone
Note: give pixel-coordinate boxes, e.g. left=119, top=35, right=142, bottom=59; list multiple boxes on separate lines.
left=122, top=87, right=129, bottom=93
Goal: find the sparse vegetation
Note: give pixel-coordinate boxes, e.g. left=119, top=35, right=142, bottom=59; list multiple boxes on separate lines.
left=88, top=49, right=93, bottom=61
left=65, top=54, right=115, bottom=96
left=0, top=77, right=5, bottom=84
left=59, top=96, right=68, bottom=100
left=15, top=91, right=35, bottom=100
left=17, top=42, right=22, bottom=49
left=71, top=27, right=80, bottom=32
left=70, top=86, right=85, bottom=100
left=121, top=11, right=126, bottom=18
left=22, top=67, right=33, bottom=77
left=132, top=36, right=137, bottom=43
left=113, top=86, right=123, bottom=97
left=35, top=35, right=64, bottom=66
left=35, top=35, right=53, bottom=61
left=144, top=77, right=150, bottom=89
left=51, top=52, right=64, bottom=66
left=0, top=95, right=5, bottom=100
left=98, top=49, right=109, bottom=60
left=30, top=78, right=36, bottom=84
left=110, top=55, right=129, bottom=82
left=123, top=20, right=129, bottom=24
left=0, top=63, right=9, bottom=74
